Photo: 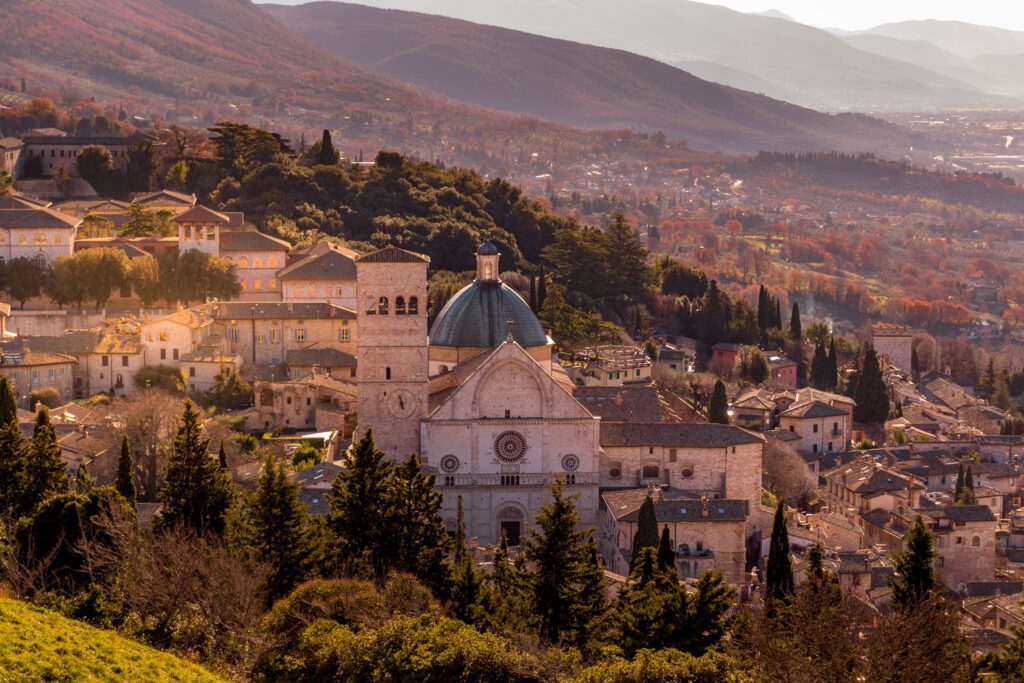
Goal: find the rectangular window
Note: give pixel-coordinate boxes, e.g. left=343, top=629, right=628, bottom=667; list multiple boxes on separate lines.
left=257, top=334, right=266, bottom=343
left=172, top=348, right=179, bottom=360
left=813, top=424, right=819, bottom=433
left=254, top=280, right=262, bottom=291
left=189, top=367, right=196, bottom=377
left=294, top=329, right=306, bottom=341
left=270, top=329, right=279, bottom=342
left=269, top=279, right=277, bottom=290
left=31, top=371, right=38, bottom=382
left=160, top=349, right=166, bottom=360
left=122, top=355, right=129, bottom=367
left=228, top=329, right=239, bottom=342
left=48, top=369, right=55, bottom=381
left=339, top=328, right=350, bottom=342
left=101, top=356, right=109, bottom=367
left=669, top=448, right=677, bottom=463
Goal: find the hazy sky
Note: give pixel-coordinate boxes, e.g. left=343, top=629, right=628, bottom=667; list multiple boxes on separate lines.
left=265, top=1, right=1024, bottom=32
left=679, top=0, right=1024, bottom=31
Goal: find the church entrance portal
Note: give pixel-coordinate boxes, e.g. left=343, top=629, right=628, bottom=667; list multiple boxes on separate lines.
left=498, top=506, right=524, bottom=546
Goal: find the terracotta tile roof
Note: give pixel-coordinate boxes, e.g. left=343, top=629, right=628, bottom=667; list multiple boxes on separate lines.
left=215, top=302, right=355, bottom=320
left=599, top=422, right=764, bottom=448
left=23, top=330, right=101, bottom=355
left=219, top=229, right=290, bottom=251
left=0, top=194, right=49, bottom=209
left=132, top=189, right=196, bottom=206
left=0, top=137, right=23, bottom=149
left=573, top=386, right=663, bottom=422
left=171, top=205, right=229, bottom=223
left=0, top=207, right=80, bottom=229
left=602, top=487, right=748, bottom=523
left=781, top=399, right=848, bottom=419
left=286, top=348, right=357, bottom=368
left=355, top=245, right=429, bottom=264
left=277, top=243, right=357, bottom=281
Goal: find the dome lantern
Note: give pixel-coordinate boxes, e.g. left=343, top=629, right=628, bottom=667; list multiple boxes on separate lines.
left=476, top=241, right=500, bottom=282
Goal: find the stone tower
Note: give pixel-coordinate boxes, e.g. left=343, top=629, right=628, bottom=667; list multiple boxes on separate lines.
left=354, top=245, right=430, bottom=460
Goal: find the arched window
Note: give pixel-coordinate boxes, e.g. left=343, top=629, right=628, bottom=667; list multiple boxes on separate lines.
left=642, top=465, right=659, bottom=479
left=395, top=296, right=406, bottom=315
left=238, top=257, right=248, bottom=269
left=33, top=253, right=46, bottom=269
left=260, top=388, right=274, bottom=405
left=378, top=296, right=389, bottom=315
left=972, top=536, right=981, bottom=547
left=484, top=263, right=493, bottom=279
left=365, top=296, right=377, bottom=315
left=408, top=296, right=418, bottom=315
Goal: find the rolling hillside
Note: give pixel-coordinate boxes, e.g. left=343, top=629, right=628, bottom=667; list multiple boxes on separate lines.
left=305, top=0, right=1008, bottom=110
left=264, top=2, right=928, bottom=156
left=0, top=598, right=225, bottom=681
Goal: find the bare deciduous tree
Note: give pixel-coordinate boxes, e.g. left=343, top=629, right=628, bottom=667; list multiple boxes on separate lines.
left=763, top=439, right=819, bottom=508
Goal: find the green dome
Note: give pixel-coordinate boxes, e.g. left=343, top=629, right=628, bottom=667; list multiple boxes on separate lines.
left=430, top=280, right=548, bottom=349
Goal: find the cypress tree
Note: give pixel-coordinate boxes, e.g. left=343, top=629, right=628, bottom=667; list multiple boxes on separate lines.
left=20, top=406, right=69, bottom=516
left=889, top=515, right=935, bottom=611
left=218, top=441, right=228, bottom=470
left=789, top=302, right=801, bottom=341
left=765, top=497, right=794, bottom=603
left=853, top=346, right=889, bottom=425
left=75, top=462, right=95, bottom=493
left=537, top=265, right=547, bottom=310
left=953, top=462, right=965, bottom=502
left=911, top=346, right=920, bottom=376
left=250, top=454, right=313, bottom=601
left=329, top=429, right=393, bottom=579
left=826, top=338, right=838, bottom=390
left=757, top=285, right=768, bottom=332
left=708, top=380, right=729, bottom=424
left=614, top=547, right=688, bottom=656
left=158, top=400, right=232, bottom=535
left=811, top=340, right=828, bottom=389
left=630, top=495, right=659, bottom=570
left=115, top=435, right=136, bottom=508
left=529, top=275, right=538, bottom=313
left=0, top=376, right=16, bottom=425
left=454, top=495, right=467, bottom=562
left=657, top=525, right=675, bottom=571
left=315, top=129, right=337, bottom=165
left=959, top=465, right=976, bottom=505
left=773, top=298, right=782, bottom=329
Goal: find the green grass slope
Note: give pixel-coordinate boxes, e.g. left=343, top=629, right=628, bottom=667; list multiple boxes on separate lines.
left=0, top=598, right=225, bottom=683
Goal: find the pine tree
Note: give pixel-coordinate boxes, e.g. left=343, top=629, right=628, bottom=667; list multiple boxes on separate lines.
left=75, top=462, right=95, bottom=493
left=388, top=454, right=451, bottom=595
left=657, top=525, right=675, bottom=571
left=765, top=497, right=794, bottom=603
left=614, top=547, right=688, bottom=656
left=889, top=515, right=935, bottom=611
left=682, top=569, right=736, bottom=655
left=449, top=496, right=485, bottom=624
left=630, top=494, right=659, bottom=570
left=0, top=377, right=16, bottom=425
left=0, top=420, right=28, bottom=518
left=805, top=542, right=827, bottom=585
left=568, top=537, right=607, bottom=649
left=20, top=407, right=69, bottom=516
left=454, top=495, right=467, bottom=562
left=981, top=358, right=997, bottom=399
left=959, top=465, right=976, bottom=505
left=115, top=435, right=136, bottom=508
left=315, top=129, right=337, bottom=165
left=537, top=265, right=547, bottom=311
left=158, top=400, right=232, bottom=535
left=789, top=302, right=801, bottom=341
left=853, top=346, right=889, bottom=425
left=523, top=479, right=604, bottom=644
left=708, top=380, right=729, bottom=424
left=329, top=429, right=393, bottom=579
left=249, top=454, right=313, bottom=601
left=529, top=275, right=538, bottom=313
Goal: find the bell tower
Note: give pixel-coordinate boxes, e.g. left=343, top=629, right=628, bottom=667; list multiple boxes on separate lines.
left=354, top=245, right=430, bottom=460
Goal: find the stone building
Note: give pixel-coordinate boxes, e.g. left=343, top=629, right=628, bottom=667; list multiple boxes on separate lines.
left=277, top=242, right=359, bottom=309
left=871, top=324, right=914, bottom=373
left=213, top=302, right=356, bottom=367
left=0, top=194, right=79, bottom=266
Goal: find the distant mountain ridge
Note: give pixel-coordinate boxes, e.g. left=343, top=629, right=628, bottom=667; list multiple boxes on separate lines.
left=296, top=0, right=1011, bottom=110
left=264, top=1, right=927, bottom=156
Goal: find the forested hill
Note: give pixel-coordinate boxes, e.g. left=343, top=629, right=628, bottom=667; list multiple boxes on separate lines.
left=263, top=1, right=928, bottom=157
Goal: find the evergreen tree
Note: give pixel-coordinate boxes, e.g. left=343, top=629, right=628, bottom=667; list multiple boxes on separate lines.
left=682, top=570, right=736, bottom=655
left=889, top=515, right=935, bottom=611
left=774, top=298, right=782, bottom=329
left=953, top=462, right=965, bottom=503
left=657, top=525, right=675, bottom=571
left=0, top=377, right=16, bottom=425
left=315, top=129, right=338, bottom=165
left=454, top=495, right=467, bottom=562
left=218, top=441, right=228, bottom=470
left=329, top=429, right=393, bottom=579
left=765, top=497, right=794, bottom=603
left=115, top=435, right=136, bottom=508
left=853, top=346, right=889, bottom=425
left=0, top=420, right=28, bottom=519
left=789, top=302, right=801, bottom=341
left=805, top=542, right=827, bottom=585
left=158, top=400, right=232, bottom=535
left=249, top=454, right=313, bottom=601
left=826, top=338, right=838, bottom=390
left=75, top=462, right=95, bottom=493
left=911, top=347, right=920, bottom=376
left=523, top=479, right=605, bottom=645
left=529, top=275, right=537, bottom=313
left=537, top=265, right=547, bottom=310
left=388, top=454, right=451, bottom=595
left=981, top=358, right=997, bottom=399
left=708, top=380, right=729, bottom=424
left=614, top=548, right=688, bottom=656
left=959, top=465, right=976, bottom=505
left=630, top=494, right=659, bottom=570
left=19, top=407, right=69, bottom=516
left=757, top=285, right=769, bottom=332
left=810, top=341, right=828, bottom=389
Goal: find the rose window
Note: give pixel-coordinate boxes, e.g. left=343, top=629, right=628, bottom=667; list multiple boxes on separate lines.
left=440, top=454, right=460, bottom=473
left=561, top=454, right=580, bottom=472
left=494, top=430, right=527, bottom=464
